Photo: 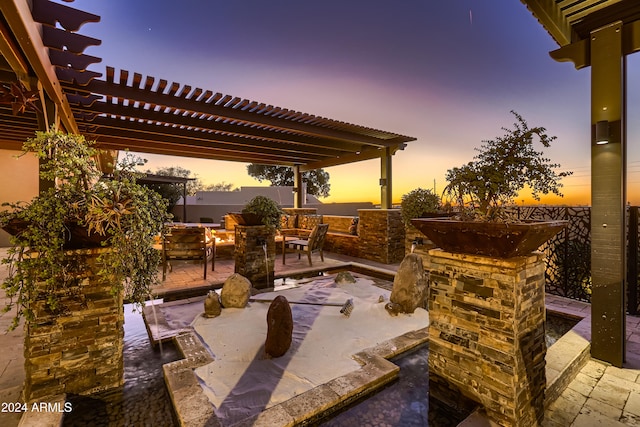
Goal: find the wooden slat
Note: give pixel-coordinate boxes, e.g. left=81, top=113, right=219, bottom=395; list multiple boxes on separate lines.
left=144, top=76, right=154, bottom=91
left=167, top=82, right=180, bottom=96
left=132, top=72, right=142, bottom=89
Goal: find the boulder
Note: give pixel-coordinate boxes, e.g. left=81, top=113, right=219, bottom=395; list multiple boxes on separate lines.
left=265, top=295, right=293, bottom=358
left=389, top=253, right=428, bottom=314
left=221, top=273, right=251, bottom=308
left=203, top=291, right=222, bottom=318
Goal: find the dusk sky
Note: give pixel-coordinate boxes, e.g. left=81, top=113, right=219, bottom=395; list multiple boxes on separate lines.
left=73, top=0, right=640, bottom=205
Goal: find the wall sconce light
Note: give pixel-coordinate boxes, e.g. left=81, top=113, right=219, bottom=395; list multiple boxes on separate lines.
left=595, top=120, right=610, bottom=145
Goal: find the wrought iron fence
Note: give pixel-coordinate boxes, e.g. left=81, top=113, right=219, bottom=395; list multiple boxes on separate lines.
left=505, top=206, right=640, bottom=313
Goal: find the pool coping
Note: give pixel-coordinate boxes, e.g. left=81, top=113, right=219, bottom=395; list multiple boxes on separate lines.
left=163, top=328, right=429, bottom=427
left=145, top=282, right=591, bottom=427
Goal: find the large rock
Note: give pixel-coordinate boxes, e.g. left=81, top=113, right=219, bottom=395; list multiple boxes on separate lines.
left=265, top=295, right=293, bottom=358
left=389, top=253, right=428, bottom=314
left=221, top=273, right=251, bottom=308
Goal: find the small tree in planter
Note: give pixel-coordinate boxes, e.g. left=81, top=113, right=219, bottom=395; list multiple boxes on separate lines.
left=0, top=130, right=170, bottom=400
left=241, top=195, right=283, bottom=229
left=412, top=111, right=571, bottom=258
left=443, top=110, right=572, bottom=221
left=233, top=196, right=282, bottom=289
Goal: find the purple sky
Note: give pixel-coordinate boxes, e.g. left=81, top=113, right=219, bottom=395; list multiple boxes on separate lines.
left=71, top=0, right=640, bottom=204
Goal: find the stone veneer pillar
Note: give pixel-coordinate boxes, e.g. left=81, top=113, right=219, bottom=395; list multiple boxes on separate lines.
left=24, top=248, right=124, bottom=402
left=358, top=209, right=404, bottom=264
left=234, top=225, right=275, bottom=289
left=426, top=249, right=546, bottom=426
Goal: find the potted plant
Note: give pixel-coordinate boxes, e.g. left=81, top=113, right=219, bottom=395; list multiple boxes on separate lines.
left=411, top=111, right=570, bottom=258
left=229, top=195, right=283, bottom=228
left=0, top=129, right=170, bottom=329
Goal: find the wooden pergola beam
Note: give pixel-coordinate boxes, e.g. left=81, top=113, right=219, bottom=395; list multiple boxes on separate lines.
left=0, top=0, right=77, bottom=133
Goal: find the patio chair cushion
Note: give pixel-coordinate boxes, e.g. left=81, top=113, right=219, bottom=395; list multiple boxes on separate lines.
left=299, top=214, right=322, bottom=230
left=281, top=214, right=297, bottom=229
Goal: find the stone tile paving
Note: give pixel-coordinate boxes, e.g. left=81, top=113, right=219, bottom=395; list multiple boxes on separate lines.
left=542, top=331, right=640, bottom=427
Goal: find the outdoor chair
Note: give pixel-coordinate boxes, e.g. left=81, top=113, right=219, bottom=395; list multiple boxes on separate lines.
left=162, top=227, right=210, bottom=280
left=282, top=223, right=329, bottom=266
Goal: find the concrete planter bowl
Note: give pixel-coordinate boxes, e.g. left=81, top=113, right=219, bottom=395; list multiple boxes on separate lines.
left=410, top=218, right=568, bottom=258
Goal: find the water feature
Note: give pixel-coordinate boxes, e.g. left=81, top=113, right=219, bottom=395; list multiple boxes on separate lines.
left=320, top=343, right=470, bottom=427
left=61, top=304, right=180, bottom=427
left=263, top=241, right=269, bottom=289
left=319, top=311, right=579, bottom=426
left=59, top=271, right=579, bottom=427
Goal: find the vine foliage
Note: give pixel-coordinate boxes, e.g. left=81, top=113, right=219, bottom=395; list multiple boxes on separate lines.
left=0, top=130, right=170, bottom=330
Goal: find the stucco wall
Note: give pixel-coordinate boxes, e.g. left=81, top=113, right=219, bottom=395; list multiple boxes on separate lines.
left=0, top=149, right=39, bottom=246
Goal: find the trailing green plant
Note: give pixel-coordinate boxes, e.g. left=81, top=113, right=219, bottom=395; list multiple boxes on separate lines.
left=241, top=195, right=283, bottom=229
left=443, top=111, right=572, bottom=221
left=0, top=129, right=170, bottom=330
left=400, top=188, right=441, bottom=226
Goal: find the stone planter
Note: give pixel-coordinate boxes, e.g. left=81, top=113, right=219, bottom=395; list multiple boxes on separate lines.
left=1, top=219, right=110, bottom=249
left=427, top=250, right=547, bottom=426
left=226, top=212, right=264, bottom=226
left=23, top=248, right=124, bottom=401
left=234, top=225, right=275, bottom=289
left=411, top=218, right=567, bottom=258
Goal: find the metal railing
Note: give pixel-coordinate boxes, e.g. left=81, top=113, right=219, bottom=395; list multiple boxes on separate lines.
left=508, top=206, right=640, bottom=314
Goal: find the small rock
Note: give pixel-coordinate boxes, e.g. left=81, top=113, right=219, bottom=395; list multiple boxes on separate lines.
left=378, top=295, right=386, bottom=303
left=221, top=273, right=251, bottom=308
left=265, top=295, right=293, bottom=358
left=385, top=302, right=403, bottom=316
left=335, top=271, right=356, bottom=285
left=203, top=291, right=221, bottom=318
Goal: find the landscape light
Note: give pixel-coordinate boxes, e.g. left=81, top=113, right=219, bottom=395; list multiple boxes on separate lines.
left=595, top=120, right=610, bottom=144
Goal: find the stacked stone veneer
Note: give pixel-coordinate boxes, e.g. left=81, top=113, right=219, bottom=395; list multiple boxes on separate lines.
left=358, top=209, right=404, bottom=264
left=24, top=248, right=124, bottom=401
left=426, top=249, right=546, bottom=427
left=234, top=225, right=275, bottom=289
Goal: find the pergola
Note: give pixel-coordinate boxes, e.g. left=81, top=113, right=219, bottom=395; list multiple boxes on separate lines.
left=0, top=0, right=415, bottom=209
left=521, top=0, right=640, bottom=367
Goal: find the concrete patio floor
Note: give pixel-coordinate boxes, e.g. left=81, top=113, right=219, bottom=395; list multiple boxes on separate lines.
left=1, top=247, right=640, bottom=426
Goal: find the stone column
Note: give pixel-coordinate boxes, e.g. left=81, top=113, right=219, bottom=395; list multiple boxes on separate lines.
left=234, top=225, right=275, bottom=289
left=426, top=249, right=546, bottom=426
left=24, top=248, right=124, bottom=402
left=358, top=209, right=404, bottom=264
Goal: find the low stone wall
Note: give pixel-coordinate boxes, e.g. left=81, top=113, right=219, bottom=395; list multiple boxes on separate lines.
left=426, top=250, right=546, bottom=426
left=290, top=210, right=405, bottom=263
left=324, top=233, right=360, bottom=257
left=322, top=215, right=354, bottom=234
left=24, top=248, right=124, bottom=402
left=358, top=209, right=404, bottom=264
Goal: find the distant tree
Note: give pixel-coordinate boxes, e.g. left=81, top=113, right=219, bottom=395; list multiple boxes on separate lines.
left=246, top=164, right=330, bottom=198
left=201, top=181, right=237, bottom=191
left=145, top=166, right=200, bottom=212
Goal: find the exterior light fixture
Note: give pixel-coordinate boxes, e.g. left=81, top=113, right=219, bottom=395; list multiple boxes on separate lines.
left=595, top=120, right=610, bottom=144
